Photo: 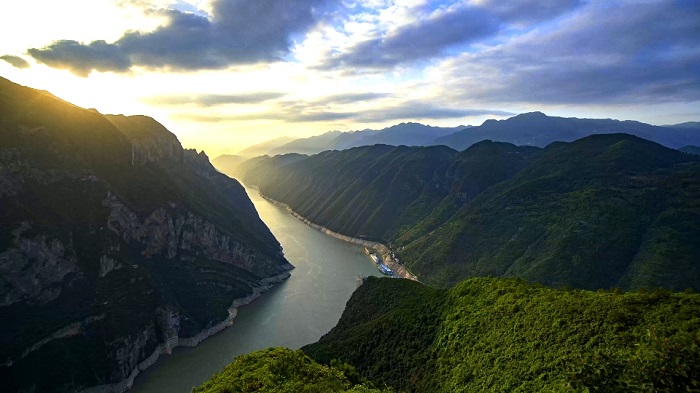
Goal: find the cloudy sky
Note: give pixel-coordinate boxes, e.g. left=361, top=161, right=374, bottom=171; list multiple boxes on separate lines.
left=1, top=0, right=699, bottom=156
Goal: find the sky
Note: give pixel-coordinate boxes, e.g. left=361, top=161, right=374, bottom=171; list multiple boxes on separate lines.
left=1, top=0, right=699, bottom=157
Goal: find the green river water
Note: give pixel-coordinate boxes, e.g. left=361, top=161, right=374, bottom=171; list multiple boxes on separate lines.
left=130, top=185, right=383, bottom=393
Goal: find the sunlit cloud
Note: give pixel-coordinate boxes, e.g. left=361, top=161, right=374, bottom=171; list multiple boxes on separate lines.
left=142, top=92, right=286, bottom=106
left=0, top=55, right=30, bottom=69
left=27, top=0, right=337, bottom=76
left=0, top=0, right=698, bottom=157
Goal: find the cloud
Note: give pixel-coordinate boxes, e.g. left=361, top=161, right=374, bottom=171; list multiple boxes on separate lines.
left=319, top=0, right=583, bottom=70
left=0, top=55, right=30, bottom=69
left=28, top=0, right=337, bottom=76
left=173, top=102, right=511, bottom=124
left=28, top=40, right=131, bottom=77
left=143, top=92, right=286, bottom=106
left=355, top=103, right=514, bottom=122
left=436, top=1, right=700, bottom=105
left=323, top=5, right=499, bottom=69
left=473, top=0, right=584, bottom=24
left=318, top=92, right=391, bottom=104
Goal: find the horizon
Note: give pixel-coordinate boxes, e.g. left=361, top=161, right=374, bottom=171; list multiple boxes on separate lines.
left=2, top=0, right=699, bottom=157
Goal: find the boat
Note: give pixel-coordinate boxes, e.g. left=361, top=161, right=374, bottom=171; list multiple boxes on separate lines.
left=378, top=264, right=394, bottom=276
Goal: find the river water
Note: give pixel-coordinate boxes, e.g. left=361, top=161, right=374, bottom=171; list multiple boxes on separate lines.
left=130, top=185, right=383, bottom=393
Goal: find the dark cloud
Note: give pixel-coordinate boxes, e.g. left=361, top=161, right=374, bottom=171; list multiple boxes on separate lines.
left=143, top=92, right=285, bottom=106
left=28, top=0, right=336, bottom=76
left=28, top=40, right=131, bottom=76
left=0, top=55, right=30, bottom=69
left=321, top=0, right=583, bottom=70
left=480, top=0, right=584, bottom=24
left=324, top=6, right=499, bottom=69
left=446, top=1, right=700, bottom=105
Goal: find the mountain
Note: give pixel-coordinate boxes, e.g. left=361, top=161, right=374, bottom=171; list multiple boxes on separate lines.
left=232, top=133, right=700, bottom=291
left=211, top=154, right=245, bottom=175
left=228, top=142, right=538, bottom=243
left=263, top=123, right=466, bottom=157
left=680, top=145, right=700, bottom=155
left=234, top=145, right=458, bottom=241
left=433, top=112, right=700, bottom=151
left=667, top=121, right=700, bottom=129
left=193, top=347, right=386, bottom=392
left=0, top=77, right=293, bottom=393
left=328, top=122, right=466, bottom=150
left=300, top=276, right=700, bottom=392
left=400, top=134, right=700, bottom=290
left=236, top=136, right=296, bottom=158
left=266, top=130, right=343, bottom=156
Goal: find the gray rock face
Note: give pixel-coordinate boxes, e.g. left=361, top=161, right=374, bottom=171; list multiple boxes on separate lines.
left=0, top=77, right=293, bottom=393
left=0, top=223, right=79, bottom=306
left=103, top=192, right=279, bottom=277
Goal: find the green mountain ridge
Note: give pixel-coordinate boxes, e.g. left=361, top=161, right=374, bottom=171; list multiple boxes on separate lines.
left=194, top=277, right=700, bottom=392
left=400, top=134, right=700, bottom=290
left=221, top=133, right=700, bottom=291
left=0, top=77, right=292, bottom=392
left=227, top=142, right=537, bottom=243
left=301, top=276, right=700, bottom=392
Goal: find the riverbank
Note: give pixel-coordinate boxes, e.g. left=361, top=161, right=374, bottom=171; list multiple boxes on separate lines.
left=252, top=189, right=418, bottom=282
left=79, top=271, right=291, bottom=393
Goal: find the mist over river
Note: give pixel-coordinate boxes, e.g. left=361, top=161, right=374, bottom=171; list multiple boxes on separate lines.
left=130, top=184, right=383, bottom=393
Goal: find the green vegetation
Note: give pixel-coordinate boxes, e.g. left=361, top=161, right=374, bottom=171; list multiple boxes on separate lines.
left=225, top=141, right=536, bottom=245
left=399, top=134, right=700, bottom=290
left=0, top=76, right=290, bottom=392
left=303, top=277, right=700, bottom=392
left=228, top=132, right=700, bottom=291
left=193, top=348, right=387, bottom=393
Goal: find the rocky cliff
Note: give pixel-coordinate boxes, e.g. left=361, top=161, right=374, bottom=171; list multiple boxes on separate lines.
left=0, top=77, right=292, bottom=393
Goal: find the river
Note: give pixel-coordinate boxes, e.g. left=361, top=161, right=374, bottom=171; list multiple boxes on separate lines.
left=130, top=185, right=383, bottom=393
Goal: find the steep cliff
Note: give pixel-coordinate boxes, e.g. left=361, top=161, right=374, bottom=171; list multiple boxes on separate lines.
left=0, top=77, right=292, bottom=393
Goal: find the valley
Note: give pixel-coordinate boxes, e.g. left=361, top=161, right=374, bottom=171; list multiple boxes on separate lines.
left=129, top=185, right=383, bottom=393
left=2, top=75, right=699, bottom=392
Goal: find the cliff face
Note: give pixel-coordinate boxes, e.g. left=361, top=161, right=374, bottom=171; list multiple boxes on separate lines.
left=0, top=77, right=292, bottom=393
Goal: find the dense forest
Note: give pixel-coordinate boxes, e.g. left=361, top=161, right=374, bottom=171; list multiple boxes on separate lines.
left=220, top=134, right=700, bottom=291
left=196, top=277, right=700, bottom=392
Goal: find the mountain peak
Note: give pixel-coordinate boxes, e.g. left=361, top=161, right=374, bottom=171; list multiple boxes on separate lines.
left=517, top=111, right=548, bottom=118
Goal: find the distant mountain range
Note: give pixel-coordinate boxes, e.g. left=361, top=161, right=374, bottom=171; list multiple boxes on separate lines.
left=434, top=111, right=700, bottom=151
left=223, top=133, right=700, bottom=291
left=236, top=123, right=466, bottom=157
left=237, top=136, right=297, bottom=157
left=0, top=77, right=292, bottom=392
left=231, top=112, right=700, bottom=159
left=681, top=145, right=700, bottom=155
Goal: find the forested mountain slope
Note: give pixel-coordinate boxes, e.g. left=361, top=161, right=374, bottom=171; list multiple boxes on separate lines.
left=224, top=134, right=700, bottom=291
left=400, top=134, right=700, bottom=290
left=228, top=142, right=537, bottom=243
left=0, top=77, right=292, bottom=392
left=302, top=276, right=700, bottom=392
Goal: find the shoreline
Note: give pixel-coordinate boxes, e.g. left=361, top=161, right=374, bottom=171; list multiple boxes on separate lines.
left=79, top=271, right=291, bottom=393
left=251, top=188, right=418, bottom=282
